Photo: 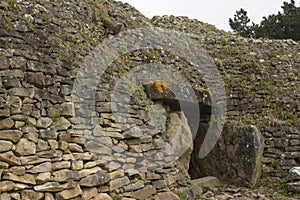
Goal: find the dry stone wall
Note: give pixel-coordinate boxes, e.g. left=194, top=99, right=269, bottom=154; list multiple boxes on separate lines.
left=0, top=0, right=193, bottom=199
left=0, top=0, right=299, bottom=199
left=152, top=15, right=300, bottom=180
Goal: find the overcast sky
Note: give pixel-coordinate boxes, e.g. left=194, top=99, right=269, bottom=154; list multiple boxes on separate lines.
left=119, top=0, right=290, bottom=31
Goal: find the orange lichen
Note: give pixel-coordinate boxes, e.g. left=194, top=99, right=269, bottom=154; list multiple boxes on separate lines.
left=154, top=80, right=169, bottom=94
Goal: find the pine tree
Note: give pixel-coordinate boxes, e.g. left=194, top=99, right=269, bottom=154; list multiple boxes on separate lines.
left=229, top=0, right=300, bottom=41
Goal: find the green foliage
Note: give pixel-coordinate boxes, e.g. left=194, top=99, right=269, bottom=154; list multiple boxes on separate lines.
left=162, top=112, right=171, bottom=140
left=177, top=192, right=189, bottom=200
left=112, top=195, right=122, bottom=200
left=229, top=8, right=254, bottom=37
left=229, top=0, right=300, bottom=40
left=6, top=0, right=18, bottom=9
left=202, top=186, right=211, bottom=193
left=257, top=178, right=297, bottom=197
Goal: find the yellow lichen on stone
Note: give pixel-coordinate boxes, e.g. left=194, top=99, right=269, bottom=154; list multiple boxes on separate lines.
left=154, top=80, right=169, bottom=94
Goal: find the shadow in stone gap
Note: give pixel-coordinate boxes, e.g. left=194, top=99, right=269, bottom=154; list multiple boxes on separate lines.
left=144, top=80, right=265, bottom=188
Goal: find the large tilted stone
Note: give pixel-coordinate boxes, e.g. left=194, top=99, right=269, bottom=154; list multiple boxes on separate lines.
left=166, top=112, right=193, bottom=172
left=34, top=181, right=76, bottom=192
left=79, top=170, right=110, bottom=187
left=190, top=125, right=264, bottom=188
left=0, top=130, right=23, bottom=142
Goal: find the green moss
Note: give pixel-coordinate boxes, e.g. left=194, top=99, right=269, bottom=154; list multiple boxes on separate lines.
left=112, top=195, right=122, bottom=200
left=177, top=192, right=189, bottom=200
left=269, top=50, right=280, bottom=58
left=202, top=186, right=211, bottom=193
left=162, top=112, right=171, bottom=141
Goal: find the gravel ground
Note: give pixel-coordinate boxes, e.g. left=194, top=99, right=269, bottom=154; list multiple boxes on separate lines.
left=199, top=185, right=299, bottom=200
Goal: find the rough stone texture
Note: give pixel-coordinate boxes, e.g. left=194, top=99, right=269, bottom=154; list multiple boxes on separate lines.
left=55, top=184, right=82, bottom=200
left=15, top=138, right=36, bottom=156
left=191, top=126, right=265, bottom=187
left=0, top=118, right=14, bottom=129
left=154, top=192, right=180, bottom=200
left=0, top=130, right=23, bottom=143
left=287, top=167, right=300, bottom=193
left=167, top=112, right=193, bottom=172
left=21, top=190, right=44, bottom=200
left=0, top=140, right=13, bottom=152
left=27, top=162, right=52, bottom=173
left=0, top=181, right=15, bottom=192
left=93, top=193, right=113, bottom=200
left=0, top=151, right=21, bottom=165
left=0, top=0, right=298, bottom=199
left=191, top=176, right=221, bottom=189
left=34, top=181, right=76, bottom=192
left=79, top=170, right=110, bottom=187
left=82, top=187, right=98, bottom=200
left=131, top=185, right=157, bottom=199
left=3, top=173, right=36, bottom=185
left=110, top=176, right=130, bottom=191
left=286, top=181, right=300, bottom=193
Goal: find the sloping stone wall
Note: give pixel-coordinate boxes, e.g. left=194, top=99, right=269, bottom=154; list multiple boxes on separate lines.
left=152, top=15, right=300, bottom=179
left=0, top=0, right=299, bottom=199
left=0, top=1, right=192, bottom=199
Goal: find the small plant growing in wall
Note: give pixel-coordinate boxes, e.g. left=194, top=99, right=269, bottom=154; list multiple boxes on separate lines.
left=162, top=113, right=171, bottom=141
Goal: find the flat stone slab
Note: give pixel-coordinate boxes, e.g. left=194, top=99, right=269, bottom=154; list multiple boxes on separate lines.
left=143, top=80, right=211, bottom=107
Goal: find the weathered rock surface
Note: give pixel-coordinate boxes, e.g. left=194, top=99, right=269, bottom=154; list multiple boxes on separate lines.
left=0, top=140, right=13, bottom=152
left=34, top=181, right=76, bottom=192
left=0, top=130, right=23, bottom=142
left=167, top=112, right=193, bottom=172
left=0, top=151, right=21, bottom=165
left=0, top=0, right=298, bottom=199
left=191, top=125, right=265, bottom=187
left=0, top=181, right=15, bottom=192
left=15, top=138, right=36, bottom=156
left=79, top=170, right=110, bottom=187
left=110, top=176, right=130, bottom=191
left=154, top=192, right=180, bottom=200
left=55, top=184, right=82, bottom=200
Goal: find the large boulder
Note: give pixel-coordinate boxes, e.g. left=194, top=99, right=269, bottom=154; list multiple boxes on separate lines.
left=190, top=125, right=264, bottom=188
left=166, top=111, right=193, bottom=172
